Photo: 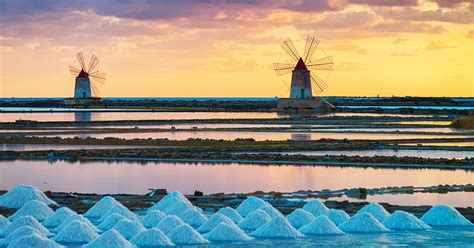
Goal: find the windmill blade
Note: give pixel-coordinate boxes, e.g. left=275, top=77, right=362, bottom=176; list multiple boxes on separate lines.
left=90, top=79, right=102, bottom=97
left=303, top=36, right=320, bottom=63
left=281, top=38, right=300, bottom=62
left=273, top=63, right=294, bottom=76
left=307, top=56, right=333, bottom=69
left=69, top=65, right=81, bottom=76
left=310, top=72, right=328, bottom=95
left=76, top=52, right=86, bottom=71
left=89, top=71, right=106, bottom=85
left=87, top=54, right=100, bottom=73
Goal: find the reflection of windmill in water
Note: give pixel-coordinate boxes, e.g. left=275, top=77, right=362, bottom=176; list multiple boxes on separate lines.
left=274, top=35, right=335, bottom=111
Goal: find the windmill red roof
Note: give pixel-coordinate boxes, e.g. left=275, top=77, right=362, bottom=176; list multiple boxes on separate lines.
left=77, top=69, right=89, bottom=78
left=294, top=57, right=308, bottom=70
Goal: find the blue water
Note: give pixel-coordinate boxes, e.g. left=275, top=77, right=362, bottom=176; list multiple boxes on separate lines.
left=341, top=105, right=474, bottom=110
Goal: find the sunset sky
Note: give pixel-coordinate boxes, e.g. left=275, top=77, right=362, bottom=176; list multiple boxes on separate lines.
left=0, top=0, right=472, bottom=98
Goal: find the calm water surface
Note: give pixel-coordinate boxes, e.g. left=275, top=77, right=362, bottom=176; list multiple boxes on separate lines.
left=267, top=149, right=474, bottom=159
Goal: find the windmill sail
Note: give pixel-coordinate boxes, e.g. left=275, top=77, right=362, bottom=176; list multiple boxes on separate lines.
left=281, top=38, right=300, bottom=62
left=303, top=36, right=319, bottom=63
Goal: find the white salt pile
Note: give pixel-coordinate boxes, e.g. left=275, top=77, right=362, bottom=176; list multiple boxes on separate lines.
left=326, top=209, right=350, bottom=226
left=148, top=191, right=191, bottom=213
left=287, top=209, right=316, bottom=229
left=167, top=224, right=209, bottom=245
left=258, top=204, right=283, bottom=218
left=43, top=207, right=76, bottom=228
left=140, top=210, right=166, bottom=228
left=97, top=213, right=126, bottom=231
left=356, top=203, right=390, bottom=222
left=156, top=215, right=185, bottom=234
left=84, top=196, right=122, bottom=219
left=112, top=219, right=145, bottom=240
left=179, top=208, right=208, bottom=227
left=0, top=185, right=57, bottom=209
left=302, top=199, right=329, bottom=217
left=98, top=205, right=138, bottom=223
left=1, top=216, right=51, bottom=238
left=383, top=210, right=430, bottom=230
left=421, top=205, right=472, bottom=227
left=236, top=196, right=268, bottom=217
left=8, top=233, right=64, bottom=248
left=197, top=213, right=236, bottom=233
left=53, top=220, right=99, bottom=243
left=130, top=228, right=175, bottom=247
left=339, top=212, right=390, bottom=233
left=0, top=226, right=46, bottom=246
left=8, top=200, right=54, bottom=222
left=204, top=222, right=253, bottom=242
left=83, top=229, right=133, bottom=248
left=238, top=209, right=272, bottom=231
left=164, top=199, right=193, bottom=216
left=53, top=214, right=99, bottom=233
left=216, top=207, right=244, bottom=224
left=251, top=216, right=304, bottom=239
left=299, top=215, right=344, bottom=235
left=0, top=215, right=10, bottom=229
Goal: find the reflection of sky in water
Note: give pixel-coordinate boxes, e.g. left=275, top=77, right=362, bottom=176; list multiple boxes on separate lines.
left=268, top=150, right=474, bottom=160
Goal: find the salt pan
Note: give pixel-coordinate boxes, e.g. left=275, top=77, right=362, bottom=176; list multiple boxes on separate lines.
left=356, top=203, right=390, bottom=222
left=8, top=200, right=54, bottom=222
left=326, top=209, right=350, bottom=226
left=216, top=207, right=244, bottom=224
left=0, top=226, right=45, bottom=246
left=167, top=224, right=209, bottom=245
left=197, top=213, right=236, bottom=233
left=84, top=196, right=122, bottom=219
left=421, top=205, right=472, bottom=227
left=179, top=208, right=208, bottom=227
left=302, top=199, right=328, bottom=217
left=97, top=213, right=127, bottom=231
left=383, top=211, right=430, bottom=230
left=0, top=185, right=56, bottom=209
left=287, top=209, right=315, bottom=229
left=130, top=228, right=175, bottom=247
left=112, top=219, right=145, bottom=240
left=7, top=233, right=64, bottom=248
left=43, top=207, right=76, bottom=228
left=251, top=216, right=304, bottom=239
left=53, top=220, right=99, bottom=243
left=238, top=209, right=272, bottom=231
left=339, top=212, right=390, bottom=233
left=299, top=215, right=344, bottom=235
left=1, top=216, right=51, bottom=237
left=236, top=196, right=268, bottom=217
left=156, top=215, right=185, bottom=234
left=83, top=229, right=133, bottom=248
left=98, top=205, right=138, bottom=223
left=204, top=222, right=253, bottom=242
left=140, top=210, right=166, bottom=228
left=53, top=214, right=99, bottom=233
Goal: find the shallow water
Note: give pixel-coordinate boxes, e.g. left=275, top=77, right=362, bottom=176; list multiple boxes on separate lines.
left=0, top=144, right=155, bottom=151
left=405, top=142, right=474, bottom=147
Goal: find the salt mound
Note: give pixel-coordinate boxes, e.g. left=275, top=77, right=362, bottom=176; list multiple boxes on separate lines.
left=84, top=196, right=122, bottom=219
left=287, top=209, right=315, bottom=229
left=148, top=191, right=191, bottom=213
left=383, top=210, right=430, bottom=230
left=236, top=196, right=268, bottom=217
left=251, top=216, right=304, bottom=239
left=326, top=209, right=350, bottom=226
left=156, top=215, right=185, bottom=234
left=53, top=220, right=99, bottom=243
left=167, top=224, right=209, bottom=245
left=83, top=229, right=133, bottom=248
left=8, top=200, right=54, bottom=222
left=299, top=215, right=344, bottom=235
left=357, top=203, right=390, bottom=222
left=258, top=204, right=283, bottom=218
left=239, top=209, right=272, bottom=231
left=1, top=216, right=51, bottom=237
left=130, top=228, right=175, bottom=247
left=339, top=212, right=390, bottom=233
left=0, top=185, right=57, bottom=209
left=179, top=208, right=208, bottom=227
left=302, top=199, right=328, bottom=217
left=1, top=226, right=46, bottom=246
left=7, top=233, right=64, bottom=248
left=421, top=205, right=472, bottom=227
left=204, top=222, right=253, bottom=242
left=163, top=199, right=193, bottom=216
left=197, top=213, right=236, bottom=233
left=43, top=207, right=76, bottom=228
left=53, top=214, right=99, bottom=233
left=112, top=219, right=145, bottom=240
left=216, top=207, right=244, bottom=224
left=0, top=215, right=10, bottom=229
left=140, top=210, right=166, bottom=228
left=97, top=213, right=126, bottom=231
left=98, top=205, right=138, bottom=223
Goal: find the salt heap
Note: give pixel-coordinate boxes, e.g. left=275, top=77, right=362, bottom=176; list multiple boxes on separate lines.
left=43, top=207, right=76, bottom=228
left=8, top=233, right=64, bottom=248
left=8, top=200, right=54, bottom=222
left=53, top=220, right=99, bottom=243
left=302, top=199, right=328, bottom=217
left=326, top=209, right=350, bottom=226
left=251, top=216, right=304, bottom=239
left=299, top=215, right=344, bottom=235
left=216, top=207, right=244, bottom=224
left=421, top=205, right=472, bottom=226
left=383, top=211, right=430, bottom=230
left=83, top=229, right=133, bottom=248
left=130, top=228, right=175, bottom=247
left=179, top=208, right=208, bottom=227
left=339, top=212, right=390, bottom=233
left=259, top=204, right=283, bottom=218
left=197, top=213, right=236, bottom=233
left=0, top=226, right=46, bottom=246
left=0, top=185, right=57, bottom=209
left=0, top=215, right=10, bottom=229
left=53, top=214, right=99, bottom=233
left=167, top=224, right=209, bottom=245
left=148, top=191, right=191, bottom=213
left=204, top=222, right=253, bottom=242
left=239, top=209, right=272, bottom=231
left=156, top=215, right=185, bottom=234
left=140, top=210, right=166, bottom=228
left=97, top=213, right=127, bottom=231
left=84, top=196, right=122, bottom=219
left=287, top=209, right=316, bottom=229
left=356, top=203, right=390, bottom=222
left=236, top=196, right=268, bottom=217
left=98, top=205, right=138, bottom=223
left=112, top=219, right=145, bottom=240
left=164, top=200, right=193, bottom=216
left=1, top=216, right=51, bottom=237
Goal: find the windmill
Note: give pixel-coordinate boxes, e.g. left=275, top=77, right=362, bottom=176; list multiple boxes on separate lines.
left=69, top=52, right=106, bottom=99
left=273, top=36, right=333, bottom=99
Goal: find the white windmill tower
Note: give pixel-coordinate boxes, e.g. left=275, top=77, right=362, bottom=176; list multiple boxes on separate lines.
left=68, top=52, right=106, bottom=102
